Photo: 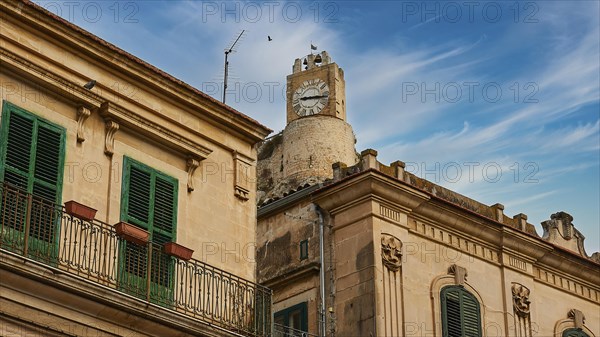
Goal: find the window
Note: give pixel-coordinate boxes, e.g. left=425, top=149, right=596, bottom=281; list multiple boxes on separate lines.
left=274, top=302, right=308, bottom=336
left=563, top=329, right=589, bottom=337
left=0, top=101, right=66, bottom=259
left=300, top=239, right=308, bottom=260
left=441, top=286, right=482, bottom=337
left=119, top=157, right=178, bottom=302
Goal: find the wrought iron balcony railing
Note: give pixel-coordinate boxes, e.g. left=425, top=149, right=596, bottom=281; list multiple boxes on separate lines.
left=0, top=183, right=272, bottom=337
left=273, top=323, right=318, bottom=337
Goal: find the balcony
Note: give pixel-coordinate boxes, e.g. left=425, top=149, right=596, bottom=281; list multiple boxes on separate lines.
left=273, top=323, right=318, bottom=337
left=0, top=183, right=272, bottom=337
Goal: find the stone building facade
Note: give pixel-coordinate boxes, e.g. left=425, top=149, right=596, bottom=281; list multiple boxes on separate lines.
left=256, top=52, right=600, bottom=337
left=0, top=1, right=272, bottom=336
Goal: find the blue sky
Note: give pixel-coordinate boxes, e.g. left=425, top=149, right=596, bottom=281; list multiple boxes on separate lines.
left=36, top=1, right=599, bottom=253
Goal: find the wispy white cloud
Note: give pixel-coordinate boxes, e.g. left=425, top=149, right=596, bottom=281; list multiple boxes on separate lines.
left=40, top=0, right=599, bottom=251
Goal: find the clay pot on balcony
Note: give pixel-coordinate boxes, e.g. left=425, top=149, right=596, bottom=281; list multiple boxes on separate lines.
left=114, top=222, right=149, bottom=246
left=163, top=242, right=194, bottom=261
left=64, top=200, right=97, bottom=221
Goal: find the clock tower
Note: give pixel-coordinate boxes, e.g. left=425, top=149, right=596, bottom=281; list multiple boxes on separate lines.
left=286, top=51, right=347, bottom=123
left=256, top=51, right=358, bottom=199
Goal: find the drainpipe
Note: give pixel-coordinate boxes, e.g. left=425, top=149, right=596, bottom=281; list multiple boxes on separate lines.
left=316, top=205, right=327, bottom=337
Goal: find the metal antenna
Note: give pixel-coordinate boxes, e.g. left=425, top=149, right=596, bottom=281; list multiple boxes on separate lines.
left=223, top=30, right=245, bottom=104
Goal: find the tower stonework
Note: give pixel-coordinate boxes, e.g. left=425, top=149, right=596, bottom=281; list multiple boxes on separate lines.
left=257, top=51, right=358, bottom=202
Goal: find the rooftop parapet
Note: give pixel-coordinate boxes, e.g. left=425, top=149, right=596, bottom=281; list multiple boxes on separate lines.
left=331, top=149, right=599, bottom=261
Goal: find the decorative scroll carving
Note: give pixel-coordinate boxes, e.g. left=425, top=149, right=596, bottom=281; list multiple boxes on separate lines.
left=76, top=106, right=91, bottom=142
left=234, top=152, right=253, bottom=201
left=381, top=233, right=404, bottom=336
left=512, top=283, right=533, bottom=337
left=104, top=120, right=119, bottom=156
left=186, top=157, right=200, bottom=192
left=568, top=309, right=585, bottom=329
left=448, top=264, right=467, bottom=285
left=541, top=211, right=589, bottom=258
left=512, top=283, right=531, bottom=317
left=381, top=234, right=402, bottom=272
left=552, top=211, right=574, bottom=239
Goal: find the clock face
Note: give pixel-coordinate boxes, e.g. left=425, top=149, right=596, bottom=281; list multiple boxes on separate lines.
left=292, top=79, right=329, bottom=116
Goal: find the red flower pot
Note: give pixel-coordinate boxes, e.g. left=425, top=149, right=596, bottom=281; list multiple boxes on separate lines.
left=114, top=222, right=149, bottom=246
left=163, top=242, right=194, bottom=261
left=64, top=200, right=97, bottom=221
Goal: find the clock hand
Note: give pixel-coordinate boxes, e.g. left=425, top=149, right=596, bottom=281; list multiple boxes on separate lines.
left=299, top=95, right=329, bottom=101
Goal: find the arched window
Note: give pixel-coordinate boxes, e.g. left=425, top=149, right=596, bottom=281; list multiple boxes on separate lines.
left=563, top=329, right=590, bottom=337
left=441, top=285, right=482, bottom=337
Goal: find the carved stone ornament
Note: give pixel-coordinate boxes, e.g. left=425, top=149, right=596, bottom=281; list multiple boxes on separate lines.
left=234, top=151, right=253, bottom=201
left=104, top=120, right=119, bottom=156
left=568, top=309, right=585, bottom=329
left=186, top=157, right=200, bottom=192
left=381, top=234, right=402, bottom=272
left=448, top=264, right=468, bottom=285
left=76, top=106, right=91, bottom=143
left=552, top=211, right=574, bottom=239
left=511, top=283, right=531, bottom=317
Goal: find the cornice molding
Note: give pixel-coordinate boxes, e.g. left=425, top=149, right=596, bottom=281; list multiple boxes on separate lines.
left=312, top=170, right=600, bottom=290
left=260, top=262, right=320, bottom=289
left=312, top=171, right=430, bottom=214
left=1, top=0, right=271, bottom=142
left=98, top=101, right=212, bottom=160
left=0, top=46, right=103, bottom=108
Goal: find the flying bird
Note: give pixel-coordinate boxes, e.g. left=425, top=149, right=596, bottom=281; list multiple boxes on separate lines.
left=268, top=36, right=272, bottom=41
left=83, top=80, right=96, bottom=90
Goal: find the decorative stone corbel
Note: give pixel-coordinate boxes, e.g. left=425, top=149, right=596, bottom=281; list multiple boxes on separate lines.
left=448, top=264, right=468, bottom=286
left=381, top=234, right=402, bottom=272
left=186, top=157, right=201, bottom=192
left=76, top=106, right=91, bottom=143
left=511, top=283, right=531, bottom=317
left=568, top=309, right=585, bottom=329
left=233, top=151, right=254, bottom=201
left=104, top=120, right=119, bottom=157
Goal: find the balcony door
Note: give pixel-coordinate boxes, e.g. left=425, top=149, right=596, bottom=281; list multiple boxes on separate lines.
left=118, top=157, right=178, bottom=305
left=0, top=102, right=65, bottom=263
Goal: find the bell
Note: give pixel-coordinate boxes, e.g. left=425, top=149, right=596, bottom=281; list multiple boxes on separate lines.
left=303, top=58, right=308, bottom=65
left=314, top=54, right=322, bottom=63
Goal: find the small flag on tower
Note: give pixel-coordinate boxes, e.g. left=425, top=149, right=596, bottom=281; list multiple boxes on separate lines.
left=311, top=44, right=317, bottom=50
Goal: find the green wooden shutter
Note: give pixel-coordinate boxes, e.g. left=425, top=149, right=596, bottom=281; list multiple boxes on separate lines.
left=441, top=286, right=482, bottom=337
left=563, top=329, right=590, bottom=337
left=121, top=158, right=178, bottom=239
left=153, top=176, right=176, bottom=240
left=30, top=124, right=64, bottom=243
left=126, top=165, right=152, bottom=228
left=444, top=290, right=462, bottom=337
left=1, top=102, right=65, bottom=202
left=462, top=293, right=480, bottom=336
left=120, top=157, right=178, bottom=294
left=1, top=102, right=65, bottom=247
left=2, top=111, right=34, bottom=190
